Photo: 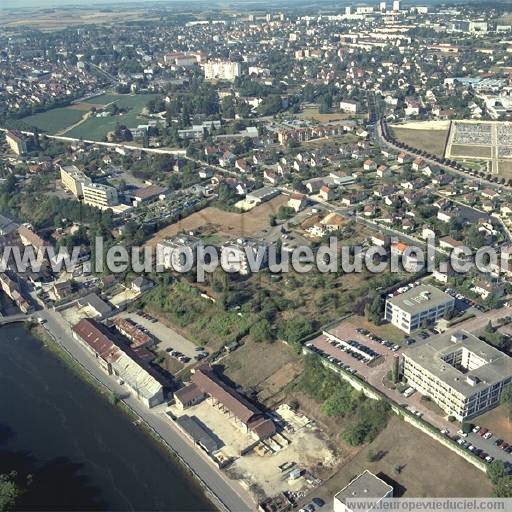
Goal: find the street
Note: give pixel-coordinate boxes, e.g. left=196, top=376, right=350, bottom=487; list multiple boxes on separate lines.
left=37, top=308, right=254, bottom=512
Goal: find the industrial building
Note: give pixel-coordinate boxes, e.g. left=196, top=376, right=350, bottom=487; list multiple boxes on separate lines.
left=174, top=364, right=276, bottom=441
left=72, top=319, right=164, bottom=408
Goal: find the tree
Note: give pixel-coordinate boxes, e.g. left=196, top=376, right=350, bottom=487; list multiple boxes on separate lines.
left=279, top=316, right=313, bottom=351
left=488, top=461, right=509, bottom=486
left=323, top=388, right=354, bottom=417
left=500, top=384, right=512, bottom=419
left=250, top=319, right=272, bottom=343
left=493, top=477, right=512, bottom=498
left=0, top=472, right=22, bottom=511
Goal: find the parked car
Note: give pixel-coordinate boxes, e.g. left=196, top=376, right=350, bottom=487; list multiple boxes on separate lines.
left=312, top=498, right=325, bottom=508
left=483, top=432, right=493, bottom=440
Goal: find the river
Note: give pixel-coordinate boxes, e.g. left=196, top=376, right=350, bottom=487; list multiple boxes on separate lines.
left=0, top=323, right=214, bottom=511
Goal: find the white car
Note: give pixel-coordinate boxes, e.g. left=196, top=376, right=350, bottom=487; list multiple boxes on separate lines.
left=457, top=429, right=468, bottom=438
left=440, top=428, right=449, bottom=435
left=472, top=426, right=481, bottom=433
left=468, top=445, right=475, bottom=451
left=483, top=432, right=493, bottom=440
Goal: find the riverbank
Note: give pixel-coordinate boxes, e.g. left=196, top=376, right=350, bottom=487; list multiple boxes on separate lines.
left=0, top=323, right=215, bottom=511
left=29, top=322, right=225, bottom=511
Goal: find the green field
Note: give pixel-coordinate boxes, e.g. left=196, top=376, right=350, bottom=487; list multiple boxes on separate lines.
left=20, top=93, right=160, bottom=140
left=21, top=108, right=85, bottom=134
left=66, top=93, right=159, bottom=140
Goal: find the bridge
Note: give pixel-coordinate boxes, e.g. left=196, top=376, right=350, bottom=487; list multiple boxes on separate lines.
left=0, top=313, right=32, bottom=326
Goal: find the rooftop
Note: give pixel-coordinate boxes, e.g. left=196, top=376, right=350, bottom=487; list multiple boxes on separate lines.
left=386, top=284, right=453, bottom=315
left=404, top=330, right=512, bottom=396
left=334, top=470, right=393, bottom=510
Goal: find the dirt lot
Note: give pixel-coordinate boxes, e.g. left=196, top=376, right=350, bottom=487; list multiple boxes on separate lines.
left=391, top=127, right=448, bottom=157
left=450, top=145, right=492, bottom=158
left=298, top=107, right=353, bottom=123
left=473, top=405, right=512, bottom=442
left=146, top=195, right=288, bottom=247
left=319, top=416, right=493, bottom=500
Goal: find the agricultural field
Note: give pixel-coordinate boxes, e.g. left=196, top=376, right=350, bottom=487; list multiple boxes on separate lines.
left=390, top=125, right=448, bottom=157
left=66, top=93, right=159, bottom=140
left=19, top=93, right=159, bottom=140
left=450, top=145, right=492, bottom=158
left=20, top=107, right=86, bottom=134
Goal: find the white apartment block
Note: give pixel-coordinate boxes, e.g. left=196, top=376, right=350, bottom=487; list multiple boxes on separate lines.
left=392, top=0, right=400, bottom=12
left=158, top=235, right=201, bottom=273
left=339, top=100, right=359, bottom=113
left=60, top=165, right=92, bottom=198
left=403, top=331, right=512, bottom=421
left=385, top=285, right=454, bottom=334
left=82, top=183, right=119, bottom=209
left=221, top=238, right=268, bottom=275
left=203, top=60, right=242, bottom=81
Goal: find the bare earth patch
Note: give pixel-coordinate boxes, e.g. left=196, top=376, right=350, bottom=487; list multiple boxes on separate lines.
left=146, top=195, right=288, bottom=247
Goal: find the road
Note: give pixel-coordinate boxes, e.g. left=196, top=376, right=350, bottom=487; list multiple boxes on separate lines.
left=37, top=308, right=255, bottom=512
left=375, top=121, right=510, bottom=192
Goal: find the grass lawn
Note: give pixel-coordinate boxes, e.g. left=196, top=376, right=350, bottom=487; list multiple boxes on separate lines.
left=221, top=339, right=302, bottom=400
left=391, top=127, right=448, bottom=158
left=20, top=93, right=159, bottom=140
left=450, top=145, right=492, bottom=159
left=21, top=107, right=86, bottom=134
left=321, top=416, right=493, bottom=499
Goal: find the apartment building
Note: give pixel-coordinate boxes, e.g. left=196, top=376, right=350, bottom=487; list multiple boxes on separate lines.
left=339, top=100, right=359, bottom=113
left=221, top=238, right=268, bottom=275
left=82, top=183, right=119, bottom=209
left=158, top=234, right=201, bottom=273
left=203, top=60, right=242, bottom=81
left=6, top=130, right=28, bottom=155
left=385, top=285, right=455, bottom=333
left=402, top=331, right=512, bottom=421
left=60, top=164, right=92, bottom=198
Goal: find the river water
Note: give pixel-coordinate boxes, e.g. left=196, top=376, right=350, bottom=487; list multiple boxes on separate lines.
left=0, top=324, right=214, bottom=511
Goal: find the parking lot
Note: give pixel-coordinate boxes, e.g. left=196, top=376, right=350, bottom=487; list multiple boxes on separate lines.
left=116, top=311, right=201, bottom=365
left=453, top=425, right=512, bottom=466
left=306, top=319, right=402, bottom=380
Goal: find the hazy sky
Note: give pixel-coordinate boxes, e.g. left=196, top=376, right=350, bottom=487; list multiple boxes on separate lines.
left=3, top=0, right=176, bottom=8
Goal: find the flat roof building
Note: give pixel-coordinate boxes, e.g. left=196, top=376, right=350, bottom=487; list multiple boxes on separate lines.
left=6, top=130, right=28, bottom=156
left=403, top=330, right=512, bottom=421
left=82, top=183, right=119, bottom=210
left=385, top=285, right=455, bottom=334
left=333, top=470, right=393, bottom=512
left=60, top=165, right=92, bottom=199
